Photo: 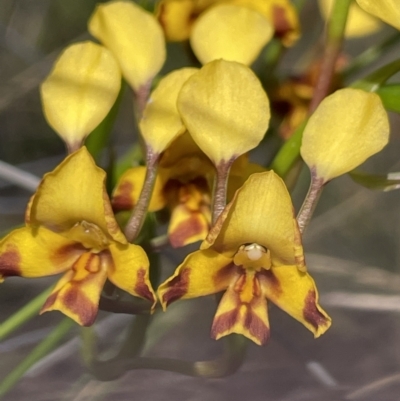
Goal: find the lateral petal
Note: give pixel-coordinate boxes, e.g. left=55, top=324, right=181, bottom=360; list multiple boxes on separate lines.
left=88, top=0, right=166, bottom=92
left=28, top=147, right=126, bottom=244
left=41, top=252, right=108, bottom=326
left=356, top=0, right=400, bottom=31
left=40, top=41, right=121, bottom=152
left=177, top=59, right=270, bottom=165
left=259, top=265, right=331, bottom=337
left=107, top=243, right=156, bottom=308
left=191, top=4, right=273, bottom=65
left=140, top=68, right=198, bottom=154
left=158, top=249, right=235, bottom=309
left=301, top=89, right=390, bottom=183
left=0, top=226, right=82, bottom=282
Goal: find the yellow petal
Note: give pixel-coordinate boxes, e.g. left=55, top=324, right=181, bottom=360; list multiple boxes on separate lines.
left=203, top=171, right=305, bottom=270
left=41, top=252, right=108, bottom=326
left=111, top=166, right=166, bottom=213
left=177, top=59, right=270, bottom=165
left=260, top=265, right=331, bottom=337
left=0, top=226, right=82, bottom=282
left=28, top=147, right=126, bottom=244
left=356, top=0, right=400, bottom=31
left=300, top=88, right=390, bottom=183
left=159, top=132, right=214, bottom=179
left=157, top=249, right=235, bottom=309
left=229, top=0, right=300, bottom=46
left=211, top=269, right=270, bottom=345
left=88, top=0, right=166, bottom=92
left=108, top=242, right=156, bottom=307
left=156, top=0, right=196, bottom=41
left=190, top=4, right=273, bottom=65
left=319, top=0, right=382, bottom=37
left=168, top=180, right=211, bottom=247
left=140, top=68, right=199, bottom=154
left=40, top=41, right=121, bottom=152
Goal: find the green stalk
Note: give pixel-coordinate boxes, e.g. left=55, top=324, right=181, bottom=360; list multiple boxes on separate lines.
left=0, top=287, right=52, bottom=341
left=0, top=318, right=74, bottom=399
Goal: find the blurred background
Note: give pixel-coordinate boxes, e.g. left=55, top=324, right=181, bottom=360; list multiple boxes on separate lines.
left=1, top=1, right=400, bottom=400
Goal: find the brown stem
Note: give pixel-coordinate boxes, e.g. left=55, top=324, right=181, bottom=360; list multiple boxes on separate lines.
left=212, top=159, right=234, bottom=224
left=135, top=79, right=152, bottom=121
left=308, top=0, right=351, bottom=114
left=297, top=170, right=325, bottom=234
left=124, top=148, right=159, bottom=242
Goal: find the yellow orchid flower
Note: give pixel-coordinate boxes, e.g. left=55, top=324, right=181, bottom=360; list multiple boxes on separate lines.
left=156, top=0, right=300, bottom=47
left=112, top=133, right=263, bottom=248
left=356, top=0, right=400, bottom=31
left=177, top=59, right=270, bottom=168
left=301, top=88, right=390, bottom=183
left=158, top=172, right=331, bottom=345
left=0, top=147, right=155, bottom=326
left=318, top=0, right=382, bottom=37
left=88, top=0, right=166, bottom=93
left=41, top=41, right=121, bottom=153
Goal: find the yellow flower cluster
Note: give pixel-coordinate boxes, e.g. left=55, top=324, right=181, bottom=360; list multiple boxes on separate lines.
left=0, top=0, right=396, bottom=346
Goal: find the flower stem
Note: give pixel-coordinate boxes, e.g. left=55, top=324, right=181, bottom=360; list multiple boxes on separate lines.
left=134, top=79, right=152, bottom=121
left=124, top=149, right=159, bottom=242
left=0, top=318, right=74, bottom=398
left=297, top=171, right=325, bottom=233
left=212, top=160, right=234, bottom=224
left=86, top=334, right=247, bottom=380
left=0, top=287, right=52, bottom=341
left=309, top=0, right=351, bottom=113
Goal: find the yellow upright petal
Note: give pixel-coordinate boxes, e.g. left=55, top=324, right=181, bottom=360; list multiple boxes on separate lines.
left=41, top=41, right=121, bottom=152
left=203, top=171, right=304, bottom=270
left=177, top=59, right=270, bottom=165
left=356, top=0, right=400, bottom=31
left=88, top=0, right=166, bottom=92
left=300, top=88, right=390, bottom=183
left=41, top=251, right=108, bottom=326
left=28, top=147, right=126, bottom=244
left=0, top=226, right=82, bottom=281
left=260, top=265, right=331, bottom=337
left=158, top=249, right=235, bottom=309
left=111, top=166, right=166, bottom=213
left=108, top=243, right=156, bottom=308
left=190, top=4, right=273, bottom=65
left=319, top=0, right=382, bottom=37
left=140, top=68, right=199, bottom=154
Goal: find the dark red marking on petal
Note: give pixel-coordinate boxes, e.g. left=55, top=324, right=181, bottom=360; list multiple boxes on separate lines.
left=272, top=5, right=292, bottom=39
left=0, top=246, right=21, bottom=277
left=303, top=290, right=328, bottom=329
left=111, top=181, right=134, bottom=212
left=213, top=262, right=237, bottom=288
left=256, top=269, right=281, bottom=295
left=52, top=242, right=84, bottom=265
left=244, top=307, right=270, bottom=345
left=162, top=268, right=190, bottom=306
left=169, top=213, right=205, bottom=248
left=134, top=268, right=155, bottom=303
left=210, top=308, right=240, bottom=339
left=42, top=284, right=98, bottom=326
